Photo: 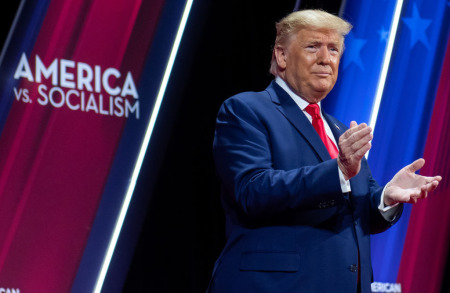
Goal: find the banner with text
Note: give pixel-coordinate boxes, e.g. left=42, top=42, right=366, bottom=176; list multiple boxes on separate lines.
left=0, top=0, right=190, bottom=292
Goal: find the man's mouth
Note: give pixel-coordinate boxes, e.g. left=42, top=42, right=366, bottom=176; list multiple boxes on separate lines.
left=313, top=72, right=331, bottom=77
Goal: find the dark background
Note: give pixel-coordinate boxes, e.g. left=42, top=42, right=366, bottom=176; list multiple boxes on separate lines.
left=0, top=1, right=448, bottom=293
left=122, top=1, right=343, bottom=292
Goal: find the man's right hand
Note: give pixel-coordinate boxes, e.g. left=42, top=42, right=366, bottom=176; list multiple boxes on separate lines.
left=337, top=121, right=373, bottom=180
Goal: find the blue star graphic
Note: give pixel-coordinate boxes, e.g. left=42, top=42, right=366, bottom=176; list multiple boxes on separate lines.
left=377, top=26, right=389, bottom=42
left=343, top=32, right=367, bottom=71
left=402, top=4, right=432, bottom=49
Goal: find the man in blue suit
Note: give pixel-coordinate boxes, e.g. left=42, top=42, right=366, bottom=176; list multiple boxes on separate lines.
left=207, top=10, right=442, bottom=293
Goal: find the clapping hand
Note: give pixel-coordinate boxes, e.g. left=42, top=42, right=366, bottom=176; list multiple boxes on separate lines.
left=337, top=121, right=373, bottom=180
left=383, top=158, right=442, bottom=206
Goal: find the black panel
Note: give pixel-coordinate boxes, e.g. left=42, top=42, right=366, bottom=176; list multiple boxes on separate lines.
left=0, top=1, right=21, bottom=51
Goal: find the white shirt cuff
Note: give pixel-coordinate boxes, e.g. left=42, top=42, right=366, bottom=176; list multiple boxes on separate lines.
left=378, top=185, right=400, bottom=221
left=338, top=167, right=351, bottom=193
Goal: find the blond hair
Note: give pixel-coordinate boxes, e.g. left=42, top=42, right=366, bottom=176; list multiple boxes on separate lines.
left=269, top=10, right=352, bottom=76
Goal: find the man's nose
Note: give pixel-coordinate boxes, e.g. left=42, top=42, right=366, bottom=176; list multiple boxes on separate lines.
left=317, top=46, right=331, bottom=64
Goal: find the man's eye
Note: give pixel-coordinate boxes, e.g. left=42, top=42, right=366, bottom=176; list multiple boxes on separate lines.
left=330, top=48, right=339, bottom=54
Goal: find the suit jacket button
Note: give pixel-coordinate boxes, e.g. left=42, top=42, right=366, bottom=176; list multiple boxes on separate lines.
left=349, top=264, right=358, bottom=272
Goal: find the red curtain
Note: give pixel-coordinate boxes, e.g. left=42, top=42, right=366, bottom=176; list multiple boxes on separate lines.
left=397, top=35, right=450, bottom=292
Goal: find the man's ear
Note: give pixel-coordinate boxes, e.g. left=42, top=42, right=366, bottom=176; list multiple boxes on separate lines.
left=274, top=45, right=287, bottom=70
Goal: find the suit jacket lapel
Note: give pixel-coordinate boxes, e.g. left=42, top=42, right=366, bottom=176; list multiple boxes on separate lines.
left=323, top=113, right=346, bottom=149
left=267, top=81, right=331, bottom=162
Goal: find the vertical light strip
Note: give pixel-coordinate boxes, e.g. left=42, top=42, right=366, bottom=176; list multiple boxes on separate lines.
left=367, top=0, right=404, bottom=158
left=93, top=1, right=194, bottom=292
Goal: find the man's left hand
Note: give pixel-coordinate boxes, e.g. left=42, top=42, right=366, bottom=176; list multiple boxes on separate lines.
left=384, top=158, right=442, bottom=206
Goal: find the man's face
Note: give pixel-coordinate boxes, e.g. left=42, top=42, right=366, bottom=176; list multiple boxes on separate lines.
left=276, top=28, right=342, bottom=103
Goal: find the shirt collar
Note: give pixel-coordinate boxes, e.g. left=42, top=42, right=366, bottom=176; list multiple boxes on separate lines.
left=275, top=76, right=322, bottom=111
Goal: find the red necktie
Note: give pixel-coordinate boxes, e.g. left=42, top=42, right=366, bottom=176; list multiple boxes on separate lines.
left=305, top=104, right=339, bottom=159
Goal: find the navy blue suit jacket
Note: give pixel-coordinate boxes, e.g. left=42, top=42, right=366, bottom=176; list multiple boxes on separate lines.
left=207, top=81, right=402, bottom=293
